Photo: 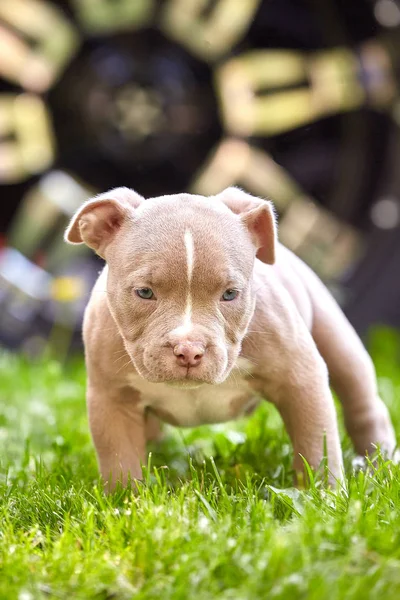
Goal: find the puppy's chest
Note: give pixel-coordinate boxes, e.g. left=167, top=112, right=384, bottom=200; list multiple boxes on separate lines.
left=128, top=365, right=261, bottom=427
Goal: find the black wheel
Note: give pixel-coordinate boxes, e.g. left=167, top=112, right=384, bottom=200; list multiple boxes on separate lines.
left=0, top=0, right=399, bottom=348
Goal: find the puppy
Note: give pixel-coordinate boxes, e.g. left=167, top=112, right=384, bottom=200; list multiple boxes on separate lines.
left=65, top=186, right=396, bottom=490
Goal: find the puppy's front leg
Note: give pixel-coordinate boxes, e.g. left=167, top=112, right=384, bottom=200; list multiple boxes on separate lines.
left=267, top=352, right=344, bottom=485
left=87, top=383, right=146, bottom=492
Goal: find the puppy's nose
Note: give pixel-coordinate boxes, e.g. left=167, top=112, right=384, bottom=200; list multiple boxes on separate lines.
left=173, top=342, right=205, bottom=367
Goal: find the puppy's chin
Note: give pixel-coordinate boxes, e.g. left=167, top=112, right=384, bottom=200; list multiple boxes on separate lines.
left=165, top=380, right=205, bottom=390
left=162, top=363, right=236, bottom=389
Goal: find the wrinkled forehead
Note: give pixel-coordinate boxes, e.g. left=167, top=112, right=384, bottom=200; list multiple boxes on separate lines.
left=119, top=196, right=255, bottom=283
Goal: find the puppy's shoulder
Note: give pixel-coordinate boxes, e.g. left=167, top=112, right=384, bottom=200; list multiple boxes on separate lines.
left=253, top=244, right=313, bottom=331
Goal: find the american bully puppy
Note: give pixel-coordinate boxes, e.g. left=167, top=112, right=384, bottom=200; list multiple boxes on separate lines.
left=65, top=186, right=396, bottom=490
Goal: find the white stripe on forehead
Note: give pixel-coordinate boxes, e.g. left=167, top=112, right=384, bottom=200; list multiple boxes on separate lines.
left=170, top=229, right=194, bottom=337
left=184, top=229, right=194, bottom=282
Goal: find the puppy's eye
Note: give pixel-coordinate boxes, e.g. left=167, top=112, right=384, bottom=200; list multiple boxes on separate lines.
left=221, top=289, right=239, bottom=301
left=136, top=288, right=154, bottom=300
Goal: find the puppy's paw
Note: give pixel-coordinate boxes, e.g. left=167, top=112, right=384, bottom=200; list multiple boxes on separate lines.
left=351, top=454, right=368, bottom=472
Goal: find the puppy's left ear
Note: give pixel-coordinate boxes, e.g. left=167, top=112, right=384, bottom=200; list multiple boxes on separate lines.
left=218, top=187, right=277, bottom=265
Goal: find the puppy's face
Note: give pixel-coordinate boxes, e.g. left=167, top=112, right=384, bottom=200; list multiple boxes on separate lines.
left=65, top=187, right=276, bottom=387
left=106, top=198, right=257, bottom=386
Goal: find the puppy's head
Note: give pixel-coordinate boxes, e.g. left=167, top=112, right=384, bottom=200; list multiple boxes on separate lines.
left=65, top=187, right=276, bottom=387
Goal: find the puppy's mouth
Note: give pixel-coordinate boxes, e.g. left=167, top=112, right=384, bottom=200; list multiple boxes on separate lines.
left=163, top=363, right=233, bottom=388
left=131, top=358, right=218, bottom=386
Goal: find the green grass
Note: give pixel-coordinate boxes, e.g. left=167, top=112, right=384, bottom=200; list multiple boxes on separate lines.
left=1, top=330, right=400, bottom=599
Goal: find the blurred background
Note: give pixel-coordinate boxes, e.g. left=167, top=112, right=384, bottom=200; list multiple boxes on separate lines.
left=0, top=0, right=400, bottom=357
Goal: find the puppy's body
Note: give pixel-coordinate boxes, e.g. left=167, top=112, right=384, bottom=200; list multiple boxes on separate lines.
left=67, top=187, right=396, bottom=489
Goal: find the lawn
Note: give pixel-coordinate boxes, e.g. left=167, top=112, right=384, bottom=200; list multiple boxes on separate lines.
left=1, top=330, right=400, bottom=599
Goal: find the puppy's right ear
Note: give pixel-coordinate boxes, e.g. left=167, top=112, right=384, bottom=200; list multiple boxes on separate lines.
left=64, top=187, right=143, bottom=258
